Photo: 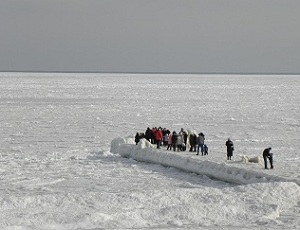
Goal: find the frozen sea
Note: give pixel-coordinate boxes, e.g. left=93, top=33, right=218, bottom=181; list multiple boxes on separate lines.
left=0, top=72, right=299, bottom=230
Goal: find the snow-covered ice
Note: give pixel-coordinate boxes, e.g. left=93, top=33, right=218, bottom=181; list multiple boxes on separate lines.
left=0, top=73, right=299, bottom=230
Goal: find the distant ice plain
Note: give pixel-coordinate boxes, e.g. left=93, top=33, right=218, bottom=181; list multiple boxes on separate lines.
left=0, top=73, right=299, bottom=229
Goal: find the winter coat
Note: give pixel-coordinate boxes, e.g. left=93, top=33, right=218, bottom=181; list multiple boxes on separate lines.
left=197, top=134, right=205, bottom=145
left=189, top=134, right=197, bottom=146
left=263, top=148, right=272, bottom=158
left=155, top=129, right=163, bottom=141
left=168, top=134, right=173, bottom=144
left=163, top=134, right=169, bottom=142
left=172, top=133, right=178, bottom=144
left=135, top=133, right=140, bottom=144
left=176, top=134, right=183, bottom=145
left=152, top=128, right=157, bottom=136
left=226, top=140, right=234, bottom=156
left=145, top=128, right=152, bottom=140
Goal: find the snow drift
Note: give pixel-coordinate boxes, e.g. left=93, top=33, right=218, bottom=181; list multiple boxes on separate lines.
left=110, top=137, right=300, bottom=186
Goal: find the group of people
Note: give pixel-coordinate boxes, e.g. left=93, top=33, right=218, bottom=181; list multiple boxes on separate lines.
left=135, top=127, right=208, bottom=155
left=225, top=139, right=274, bottom=169
left=135, top=127, right=274, bottom=169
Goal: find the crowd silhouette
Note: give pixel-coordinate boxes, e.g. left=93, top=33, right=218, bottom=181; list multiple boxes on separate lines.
left=135, top=127, right=208, bottom=155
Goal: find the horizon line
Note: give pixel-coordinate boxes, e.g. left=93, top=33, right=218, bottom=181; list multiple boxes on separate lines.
left=0, top=70, right=300, bottom=75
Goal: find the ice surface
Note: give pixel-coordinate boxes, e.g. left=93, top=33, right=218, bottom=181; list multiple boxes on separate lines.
left=0, top=73, right=300, bottom=229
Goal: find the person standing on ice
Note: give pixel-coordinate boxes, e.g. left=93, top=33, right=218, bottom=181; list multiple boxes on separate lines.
left=176, top=133, right=184, bottom=151
left=225, top=138, right=234, bottom=160
left=163, top=132, right=169, bottom=146
left=179, top=128, right=188, bottom=146
left=154, top=127, right=163, bottom=149
left=263, top=147, right=274, bottom=169
left=145, top=127, right=152, bottom=142
left=151, top=127, right=157, bottom=144
left=197, top=132, right=205, bottom=155
left=172, top=131, right=178, bottom=151
left=167, top=132, right=173, bottom=150
left=135, top=132, right=140, bottom=145
left=189, top=134, right=197, bottom=152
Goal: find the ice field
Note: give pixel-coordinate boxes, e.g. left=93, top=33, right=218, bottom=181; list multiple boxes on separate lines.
left=0, top=72, right=299, bottom=229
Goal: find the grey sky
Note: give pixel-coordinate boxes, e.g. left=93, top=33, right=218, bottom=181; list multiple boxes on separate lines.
left=1, top=0, right=299, bottom=73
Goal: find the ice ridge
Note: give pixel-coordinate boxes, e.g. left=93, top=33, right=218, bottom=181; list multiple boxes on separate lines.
left=110, top=137, right=300, bottom=186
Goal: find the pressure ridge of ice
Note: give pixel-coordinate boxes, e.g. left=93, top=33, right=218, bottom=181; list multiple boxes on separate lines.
left=110, top=137, right=300, bottom=186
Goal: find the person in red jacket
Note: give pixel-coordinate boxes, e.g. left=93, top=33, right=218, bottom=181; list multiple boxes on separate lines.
left=155, top=127, right=163, bottom=149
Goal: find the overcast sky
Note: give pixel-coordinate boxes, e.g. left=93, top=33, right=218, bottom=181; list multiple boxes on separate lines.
left=1, top=0, right=299, bottom=73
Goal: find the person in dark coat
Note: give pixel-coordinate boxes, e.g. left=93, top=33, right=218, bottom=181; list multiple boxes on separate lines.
left=189, top=134, right=197, bottom=152
left=151, top=127, right=157, bottom=144
left=145, top=127, right=152, bottom=142
left=171, top=131, right=178, bottom=151
left=135, top=132, right=140, bottom=145
left=225, top=138, right=234, bottom=160
left=203, top=144, right=208, bottom=155
left=263, top=147, right=274, bottom=169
